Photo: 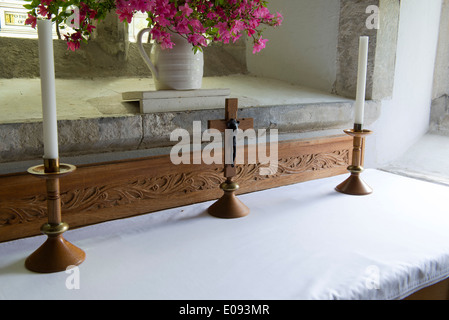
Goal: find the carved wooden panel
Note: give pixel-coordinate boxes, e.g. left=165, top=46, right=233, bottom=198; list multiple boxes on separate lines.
left=0, top=135, right=352, bottom=242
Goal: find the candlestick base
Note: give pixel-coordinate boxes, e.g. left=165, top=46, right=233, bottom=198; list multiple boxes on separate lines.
left=335, top=166, right=373, bottom=196
left=25, top=162, right=85, bottom=273
left=335, top=128, right=373, bottom=196
left=25, top=223, right=86, bottom=273
left=208, top=180, right=249, bottom=219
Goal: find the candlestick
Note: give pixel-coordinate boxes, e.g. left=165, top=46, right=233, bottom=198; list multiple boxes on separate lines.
left=25, top=159, right=85, bottom=273
left=37, top=19, right=59, bottom=160
left=335, top=126, right=373, bottom=196
left=354, top=36, right=369, bottom=127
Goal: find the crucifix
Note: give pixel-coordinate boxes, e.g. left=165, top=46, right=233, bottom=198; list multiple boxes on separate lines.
left=207, top=98, right=254, bottom=219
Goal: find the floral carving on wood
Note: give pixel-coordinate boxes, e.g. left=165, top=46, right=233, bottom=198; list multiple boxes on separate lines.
left=0, top=149, right=349, bottom=227
left=0, top=194, right=47, bottom=226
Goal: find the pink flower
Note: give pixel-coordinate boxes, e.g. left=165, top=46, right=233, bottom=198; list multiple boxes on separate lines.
left=67, top=32, right=82, bottom=51
left=188, top=19, right=205, bottom=33
left=215, top=21, right=231, bottom=42
left=216, top=22, right=228, bottom=35
left=161, top=37, right=175, bottom=49
left=253, top=7, right=271, bottom=19
left=22, top=0, right=282, bottom=52
left=89, top=9, right=98, bottom=19
left=231, top=20, right=245, bottom=35
left=151, top=27, right=175, bottom=49
left=155, top=15, right=171, bottom=27
left=132, top=0, right=154, bottom=13
left=116, top=8, right=133, bottom=23
left=232, top=33, right=243, bottom=43
left=252, top=38, right=268, bottom=54
left=248, top=18, right=260, bottom=29
left=206, top=12, right=217, bottom=20
left=188, top=34, right=207, bottom=47
left=37, top=4, right=48, bottom=17
left=86, top=24, right=96, bottom=33
left=67, top=41, right=80, bottom=52
left=25, top=14, right=37, bottom=28
left=274, top=12, right=283, bottom=26
left=180, top=3, right=193, bottom=17
left=174, top=17, right=190, bottom=34
left=246, top=28, right=256, bottom=36
left=150, top=27, right=163, bottom=42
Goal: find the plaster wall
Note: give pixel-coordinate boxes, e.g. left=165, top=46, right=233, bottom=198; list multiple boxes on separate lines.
left=245, top=0, right=340, bottom=93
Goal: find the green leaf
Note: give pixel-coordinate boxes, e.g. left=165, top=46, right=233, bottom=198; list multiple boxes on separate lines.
left=193, top=46, right=203, bottom=54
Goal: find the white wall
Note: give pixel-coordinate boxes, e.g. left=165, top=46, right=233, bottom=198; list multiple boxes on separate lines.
left=245, top=0, right=340, bottom=93
left=244, top=0, right=442, bottom=168
left=367, top=0, right=443, bottom=167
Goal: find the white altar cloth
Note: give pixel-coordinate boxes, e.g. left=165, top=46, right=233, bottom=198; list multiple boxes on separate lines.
left=1, top=169, right=449, bottom=300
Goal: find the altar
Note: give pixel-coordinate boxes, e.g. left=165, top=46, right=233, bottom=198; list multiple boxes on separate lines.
left=1, top=169, right=449, bottom=300
left=1, top=0, right=448, bottom=304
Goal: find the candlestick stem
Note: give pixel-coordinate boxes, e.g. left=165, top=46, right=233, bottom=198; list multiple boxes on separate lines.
left=336, top=129, right=373, bottom=195
left=25, top=160, right=85, bottom=273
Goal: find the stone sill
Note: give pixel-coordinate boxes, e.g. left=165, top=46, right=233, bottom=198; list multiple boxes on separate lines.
left=0, top=75, right=381, bottom=169
left=1, top=75, right=353, bottom=123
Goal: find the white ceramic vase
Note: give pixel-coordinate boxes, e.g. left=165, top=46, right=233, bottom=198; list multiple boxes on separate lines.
left=137, top=28, right=204, bottom=91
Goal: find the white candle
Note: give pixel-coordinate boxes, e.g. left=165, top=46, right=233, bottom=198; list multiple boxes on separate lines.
left=37, top=19, right=59, bottom=159
left=354, top=36, right=369, bottom=126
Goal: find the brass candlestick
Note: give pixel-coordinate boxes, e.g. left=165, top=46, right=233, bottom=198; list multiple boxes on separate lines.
left=25, top=158, right=85, bottom=273
left=335, top=125, right=373, bottom=196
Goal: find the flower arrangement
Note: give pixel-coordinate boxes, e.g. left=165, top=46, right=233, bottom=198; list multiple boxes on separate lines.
left=24, top=0, right=283, bottom=53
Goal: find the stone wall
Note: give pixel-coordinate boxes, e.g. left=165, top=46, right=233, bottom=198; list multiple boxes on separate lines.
left=0, top=15, right=247, bottom=79
left=0, top=37, right=247, bottom=79
left=430, top=0, right=449, bottom=135
left=430, top=95, right=449, bottom=135
left=335, top=0, right=379, bottom=100
left=336, top=0, right=400, bottom=101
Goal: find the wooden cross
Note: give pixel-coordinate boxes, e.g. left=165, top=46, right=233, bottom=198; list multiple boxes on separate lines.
left=207, top=98, right=253, bottom=219
left=208, top=98, right=254, bottom=179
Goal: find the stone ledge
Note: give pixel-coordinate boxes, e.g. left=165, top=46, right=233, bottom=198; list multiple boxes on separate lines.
left=0, top=75, right=381, bottom=165
left=0, top=100, right=380, bottom=164
left=0, top=75, right=355, bottom=123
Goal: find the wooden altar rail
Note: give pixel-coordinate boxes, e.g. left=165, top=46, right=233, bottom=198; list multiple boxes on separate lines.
left=0, top=135, right=352, bottom=243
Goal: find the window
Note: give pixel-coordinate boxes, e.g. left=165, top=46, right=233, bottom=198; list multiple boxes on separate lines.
left=0, top=0, right=38, bottom=38
left=127, top=11, right=150, bottom=43
left=0, top=1, right=149, bottom=42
